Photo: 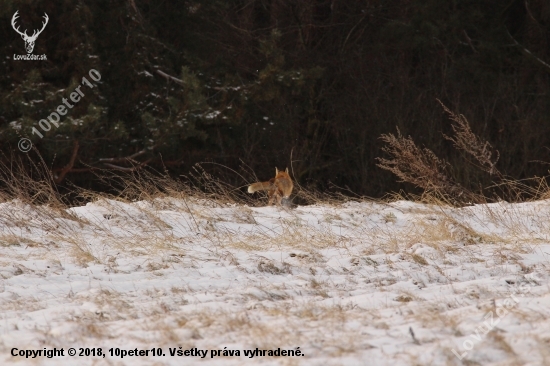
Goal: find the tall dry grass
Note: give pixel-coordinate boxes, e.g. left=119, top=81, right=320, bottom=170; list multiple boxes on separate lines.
left=377, top=101, right=550, bottom=206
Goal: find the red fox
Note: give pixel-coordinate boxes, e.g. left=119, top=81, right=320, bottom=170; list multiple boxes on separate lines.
left=248, top=168, right=294, bottom=205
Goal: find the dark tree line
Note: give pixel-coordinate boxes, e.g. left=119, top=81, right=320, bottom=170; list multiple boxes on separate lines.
left=0, top=0, right=549, bottom=197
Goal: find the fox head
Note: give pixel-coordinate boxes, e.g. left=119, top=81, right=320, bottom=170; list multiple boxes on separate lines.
left=275, top=167, right=289, bottom=176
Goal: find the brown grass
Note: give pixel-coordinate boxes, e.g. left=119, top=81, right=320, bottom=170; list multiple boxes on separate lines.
left=378, top=101, right=550, bottom=206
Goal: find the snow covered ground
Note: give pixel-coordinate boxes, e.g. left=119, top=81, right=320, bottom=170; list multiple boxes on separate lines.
left=0, top=196, right=549, bottom=365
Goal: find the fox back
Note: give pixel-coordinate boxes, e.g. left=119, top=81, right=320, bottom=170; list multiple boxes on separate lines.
left=248, top=167, right=293, bottom=205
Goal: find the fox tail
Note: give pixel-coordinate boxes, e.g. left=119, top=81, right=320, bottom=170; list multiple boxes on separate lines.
left=248, top=181, right=272, bottom=193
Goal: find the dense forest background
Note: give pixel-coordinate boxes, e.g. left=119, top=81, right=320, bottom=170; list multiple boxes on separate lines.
left=0, top=0, right=549, bottom=198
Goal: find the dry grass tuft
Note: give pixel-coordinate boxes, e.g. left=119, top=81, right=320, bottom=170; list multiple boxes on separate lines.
left=378, top=101, right=550, bottom=206
left=438, top=100, right=501, bottom=177
left=377, top=128, right=473, bottom=204
left=1, top=140, right=550, bottom=365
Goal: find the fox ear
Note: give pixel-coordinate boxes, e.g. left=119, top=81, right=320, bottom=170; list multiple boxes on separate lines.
left=275, top=167, right=279, bottom=174
left=285, top=167, right=289, bottom=174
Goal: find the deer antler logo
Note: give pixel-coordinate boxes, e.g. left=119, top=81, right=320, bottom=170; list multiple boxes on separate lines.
left=11, top=11, right=49, bottom=54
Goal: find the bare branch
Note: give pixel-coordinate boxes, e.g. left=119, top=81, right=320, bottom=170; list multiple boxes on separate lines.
left=102, top=159, right=152, bottom=172
left=506, top=29, right=550, bottom=75
left=53, top=140, right=80, bottom=184
left=156, top=70, right=185, bottom=86
left=99, top=149, right=147, bottom=163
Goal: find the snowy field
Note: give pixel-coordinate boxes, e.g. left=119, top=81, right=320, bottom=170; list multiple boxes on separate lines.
left=1, top=196, right=549, bottom=365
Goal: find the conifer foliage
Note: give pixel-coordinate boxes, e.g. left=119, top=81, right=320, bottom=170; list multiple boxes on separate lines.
left=0, top=1, right=549, bottom=196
